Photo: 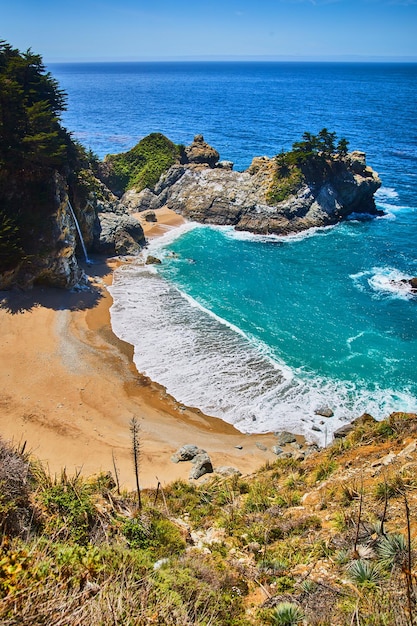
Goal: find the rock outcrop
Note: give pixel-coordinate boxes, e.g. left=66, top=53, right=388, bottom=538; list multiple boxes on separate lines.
left=0, top=173, right=84, bottom=290
left=0, top=170, right=146, bottom=290
left=124, top=137, right=382, bottom=236
left=182, top=134, right=220, bottom=167
left=0, top=131, right=381, bottom=290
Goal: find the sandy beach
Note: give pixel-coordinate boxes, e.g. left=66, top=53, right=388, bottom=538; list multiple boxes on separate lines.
left=0, top=208, right=280, bottom=490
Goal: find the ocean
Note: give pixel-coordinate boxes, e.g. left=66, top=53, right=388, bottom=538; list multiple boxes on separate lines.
left=51, top=61, right=417, bottom=444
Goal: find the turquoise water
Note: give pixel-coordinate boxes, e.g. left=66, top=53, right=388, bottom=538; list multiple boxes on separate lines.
left=51, top=61, right=417, bottom=442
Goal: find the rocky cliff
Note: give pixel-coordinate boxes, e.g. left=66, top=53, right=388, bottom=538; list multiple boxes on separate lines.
left=0, top=130, right=381, bottom=291
left=0, top=169, right=146, bottom=291
left=124, top=135, right=382, bottom=235
left=0, top=42, right=147, bottom=291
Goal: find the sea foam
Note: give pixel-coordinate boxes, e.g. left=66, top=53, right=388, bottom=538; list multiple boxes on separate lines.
left=109, top=261, right=417, bottom=446
left=350, top=267, right=417, bottom=301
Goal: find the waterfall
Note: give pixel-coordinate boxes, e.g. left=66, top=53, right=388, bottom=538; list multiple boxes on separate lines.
left=67, top=200, right=91, bottom=264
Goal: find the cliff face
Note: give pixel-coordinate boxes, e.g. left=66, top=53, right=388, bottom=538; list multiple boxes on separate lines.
left=0, top=172, right=84, bottom=290
left=0, top=41, right=148, bottom=291
left=124, top=137, right=381, bottom=236
left=0, top=169, right=146, bottom=290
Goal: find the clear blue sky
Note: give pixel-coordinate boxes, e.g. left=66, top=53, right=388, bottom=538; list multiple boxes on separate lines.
left=2, top=0, right=417, bottom=62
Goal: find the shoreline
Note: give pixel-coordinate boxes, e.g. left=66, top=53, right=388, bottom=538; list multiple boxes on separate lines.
left=0, top=208, right=282, bottom=489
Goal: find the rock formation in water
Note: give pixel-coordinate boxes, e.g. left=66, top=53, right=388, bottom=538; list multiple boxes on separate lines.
left=124, top=135, right=382, bottom=235
left=0, top=44, right=382, bottom=295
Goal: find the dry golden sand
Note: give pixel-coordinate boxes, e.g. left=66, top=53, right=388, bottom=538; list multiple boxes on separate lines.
left=0, top=208, right=279, bottom=489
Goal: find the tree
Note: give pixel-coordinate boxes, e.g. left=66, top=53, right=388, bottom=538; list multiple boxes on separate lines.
left=0, top=40, right=68, bottom=169
left=0, top=40, right=72, bottom=274
left=337, top=137, right=349, bottom=157
left=318, top=128, right=336, bottom=155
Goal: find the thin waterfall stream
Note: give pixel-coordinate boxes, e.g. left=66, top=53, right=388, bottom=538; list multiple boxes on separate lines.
left=67, top=200, right=91, bottom=264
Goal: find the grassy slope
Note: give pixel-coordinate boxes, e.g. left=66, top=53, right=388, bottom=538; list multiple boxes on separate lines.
left=1, top=413, right=417, bottom=625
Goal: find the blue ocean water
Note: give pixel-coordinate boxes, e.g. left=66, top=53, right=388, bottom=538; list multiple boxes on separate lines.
left=51, top=62, right=417, bottom=442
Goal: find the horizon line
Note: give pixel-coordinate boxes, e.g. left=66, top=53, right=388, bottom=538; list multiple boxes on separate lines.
left=46, top=54, right=417, bottom=64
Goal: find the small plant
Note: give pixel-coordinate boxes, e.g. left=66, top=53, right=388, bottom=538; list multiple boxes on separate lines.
left=0, top=548, right=31, bottom=597
left=299, top=579, right=318, bottom=594
left=271, top=602, right=305, bottom=625
left=374, top=421, right=395, bottom=440
left=331, top=511, right=353, bottom=532
left=244, top=480, right=274, bottom=512
left=335, top=549, right=351, bottom=565
left=373, top=475, right=408, bottom=501
left=275, top=490, right=302, bottom=508
left=339, top=480, right=362, bottom=506
left=283, top=472, right=302, bottom=489
left=274, top=576, right=296, bottom=593
left=258, top=559, right=287, bottom=575
left=376, top=533, right=408, bottom=570
left=314, top=459, right=337, bottom=482
left=346, top=559, right=382, bottom=586
left=122, top=513, right=186, bottom=558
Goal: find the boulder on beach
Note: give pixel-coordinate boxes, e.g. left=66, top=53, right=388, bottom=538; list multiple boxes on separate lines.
left=145, top=255, right=162, bottom=265
left=189, top=452, right=213, bottom=480
left=144, top=210, right=157, bottom=222
left=275, top=431, right=297, bottom=445
left=171, top=444, right=204, bottom=463
left=215, top=466, right=242, bottom=477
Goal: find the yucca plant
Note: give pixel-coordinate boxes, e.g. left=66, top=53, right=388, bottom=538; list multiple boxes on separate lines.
left=271, top=602, right=305, bottom=625
left=346, top=559, right=382, bottom=586
left=335, top=549, right=351, bottom=565
left=376, top=533, right=408, bottom=570
left=299, top=579, right=317, bottom=594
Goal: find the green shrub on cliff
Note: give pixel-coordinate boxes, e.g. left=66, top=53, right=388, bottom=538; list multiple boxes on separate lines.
left=0, top=210, right=24, bottom=273
left=266, top=156, right=304, bottom=205
left=103, top=132, right=181, bottom=195
left=266, top=129, right=350, bottom=205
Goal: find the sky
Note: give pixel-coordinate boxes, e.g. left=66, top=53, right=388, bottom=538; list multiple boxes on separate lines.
left=1, top=0, right=417, bottom=62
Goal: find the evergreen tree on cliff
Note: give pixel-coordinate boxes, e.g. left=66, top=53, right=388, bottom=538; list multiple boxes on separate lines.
left=0, top=41, right=73, bottom=274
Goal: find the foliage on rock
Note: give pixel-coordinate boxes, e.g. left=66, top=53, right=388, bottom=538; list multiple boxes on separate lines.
left=102, top=132, right=181, bottom=195
left=267, top=128, right=350, bottom=205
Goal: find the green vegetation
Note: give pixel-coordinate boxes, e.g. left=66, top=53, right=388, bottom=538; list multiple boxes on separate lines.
left=0, top=41, right=68, bottom=170
left=291, top=128, right=349, bottom=162
left=266, top=128, right=350, bottom=205
left=271, top=602, right=305, bottom=625
left=346, top=559, right=383, bottom=587
left=2, top=413, right=417, bottom=624
left=103, top=132, right=181, bottom=194
left=0, top=41, right=86, bottom=275
left=266, top=158, right=304, bottom=204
